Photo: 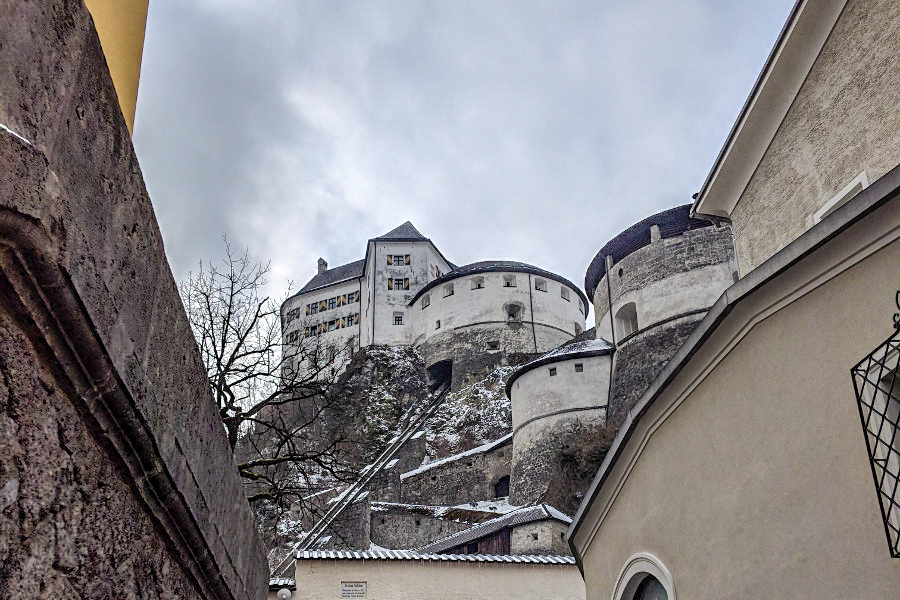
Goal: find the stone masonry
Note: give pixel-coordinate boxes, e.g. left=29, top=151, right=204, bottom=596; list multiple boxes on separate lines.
left=0, top=2, right=267, bottom=598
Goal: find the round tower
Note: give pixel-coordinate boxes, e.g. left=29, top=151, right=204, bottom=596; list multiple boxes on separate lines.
left=409, top=261, right=587, bottom=390
left=506, top=339, right=613, bottom=506
left=584, top=204, right=737, bottom=424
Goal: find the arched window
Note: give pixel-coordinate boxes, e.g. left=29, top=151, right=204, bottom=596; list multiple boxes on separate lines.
left=506, top=303, right=523, bottom=322
left=613, top=553, right=675, bottom=600
left=615, top=302, right=638, bottom=338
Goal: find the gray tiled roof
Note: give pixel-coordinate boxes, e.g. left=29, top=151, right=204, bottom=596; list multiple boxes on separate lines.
left=268, top=577, right=295, bottom=590
left=298, top=259, right=366, bottom=295
left=416, top=504, right=572, bottom=554
left=373, top=221, right=427, bottom=241
left=296, top=549, right=575, bottom=564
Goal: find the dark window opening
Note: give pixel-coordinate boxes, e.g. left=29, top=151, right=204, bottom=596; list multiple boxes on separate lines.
left=575, top=363, right=583, bottom=373
left=486, top=340, right=500, bottom=351
left=427, top=359, right=453, bottom=392
left=493, top=475, right=510, bottom=498
left=549, top=367, right=557, bottom=376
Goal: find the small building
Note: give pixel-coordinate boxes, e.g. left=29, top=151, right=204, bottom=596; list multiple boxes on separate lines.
left=275, top=550, right=585, bottom=600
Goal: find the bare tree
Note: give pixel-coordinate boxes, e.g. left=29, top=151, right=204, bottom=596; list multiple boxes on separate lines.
left=180, top=240, right=364, bottom=508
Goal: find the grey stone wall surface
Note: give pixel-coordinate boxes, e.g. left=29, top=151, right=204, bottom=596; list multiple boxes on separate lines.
left=594, top=225, right=736, bottom=311
left=510, top=421, right=580, bottom=507
left=510, top=521, right=571, bottom=556
left=370, top=506, right=474, bottom=550
left=607, top=315, right=704, bottom=425
left=399, top=444, right=511, bottom=506
left=0, top=2, right=267, bottom=598
left=417, top=323, right=570, bottom=391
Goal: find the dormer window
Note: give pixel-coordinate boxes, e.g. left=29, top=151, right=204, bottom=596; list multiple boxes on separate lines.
left=535, top=278, right=547, bottom=292
left=444, top=283, right=454, bottom=297
left=503, top=275, right=517, bottom=288
left=471, top=276, right=485, bottom=290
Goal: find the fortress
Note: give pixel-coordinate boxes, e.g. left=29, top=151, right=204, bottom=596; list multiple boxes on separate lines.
left=280, top=205, right=737, bottom=555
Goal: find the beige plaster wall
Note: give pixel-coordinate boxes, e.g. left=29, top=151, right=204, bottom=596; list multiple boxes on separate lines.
left=577, top=206, right=900, bottom=597
left=290, top=558, right=585, bottom=600
left=730, top=0, right=900, bottom=273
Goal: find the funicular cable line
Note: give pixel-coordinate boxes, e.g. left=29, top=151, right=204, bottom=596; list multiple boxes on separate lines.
left=273, top=382, right=452, bottom=575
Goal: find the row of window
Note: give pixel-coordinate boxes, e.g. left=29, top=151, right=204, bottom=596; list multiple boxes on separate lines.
left=420, top=276, right=583, bottom=313
left=549, top=362, right=584, bottom=376
left=301, top=290, right=361, bottom=318
left=285, top=313, right=360, bottom=343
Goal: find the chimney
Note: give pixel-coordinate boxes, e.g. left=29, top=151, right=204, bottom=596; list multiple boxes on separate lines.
left=318, top=257, right=328, bottom=275
left=650, top=224, right=661, bottom=243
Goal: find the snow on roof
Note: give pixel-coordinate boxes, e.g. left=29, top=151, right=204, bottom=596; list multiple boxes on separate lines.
left=505, top=338, right=614, bottom=397
left=400, top=434, right=512, bottom=480
left=369, top=499, right=521, bottom=523
left=416, top=505, right=572, bottom=554
left=296, top=549, right=576, bottom=564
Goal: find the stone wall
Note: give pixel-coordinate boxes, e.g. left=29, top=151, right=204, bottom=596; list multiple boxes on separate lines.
left=0, top=2, right=267, bottom=598
left=510, top=521, right=571, bottom=556
left=370, top=504, right=474, bottom=550
left=607, top=315, right=704, bottom=425
left=593, top=225, right=736, bottom=341
left=400, top=442, right=511, bottom=506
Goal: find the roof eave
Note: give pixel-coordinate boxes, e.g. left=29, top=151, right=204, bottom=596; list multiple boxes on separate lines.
left=569, top=163, right=900, bottom=566
left=692, top=0, right=847, bottom=220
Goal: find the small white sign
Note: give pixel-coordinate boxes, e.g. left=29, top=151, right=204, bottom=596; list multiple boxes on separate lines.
left=341, top=581, right=367, bottom=598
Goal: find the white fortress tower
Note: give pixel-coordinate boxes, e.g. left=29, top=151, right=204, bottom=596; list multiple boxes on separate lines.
left=281, top=223, right=587, bottom=390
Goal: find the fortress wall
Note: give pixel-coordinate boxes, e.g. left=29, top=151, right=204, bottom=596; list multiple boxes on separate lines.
left=370, top=506, right=474, bottom=550
left=607, top=314, right=705, bottom=425
left=509, top=355, right=610, bottom=506
left=399, top=444, right=511, bottom=506
left=593, top=226, right=736, bottom=341
left=0, top=3, right=266, bottom=598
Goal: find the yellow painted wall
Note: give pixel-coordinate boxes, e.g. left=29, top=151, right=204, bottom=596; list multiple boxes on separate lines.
left=84, top=0, right=149, bottom=133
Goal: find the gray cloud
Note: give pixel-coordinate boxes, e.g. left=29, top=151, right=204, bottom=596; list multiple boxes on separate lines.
left=133, top=0, right=794, bottom=308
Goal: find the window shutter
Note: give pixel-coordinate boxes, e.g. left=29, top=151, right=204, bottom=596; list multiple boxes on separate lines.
left=306, top=305, right=310, bottom=315
left=404, top=278, right=410, bottom=290
left=355, top=291, right=360, bottom=302
left=405, top=255, right=411, bottom=265
left=386, top=255, right=393, bottom=265
left=387, top=279, right=394, bottom=290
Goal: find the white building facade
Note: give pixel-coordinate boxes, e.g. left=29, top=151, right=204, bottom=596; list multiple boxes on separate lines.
left=281, top=222, right=587, bottom=388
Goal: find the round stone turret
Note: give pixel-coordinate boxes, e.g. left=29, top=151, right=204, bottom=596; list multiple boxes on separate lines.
left=409, top=261, right=587, bottom=390
left=506, top=339, right=613, bottom=506
left=585, top=204, right=737, bottom=424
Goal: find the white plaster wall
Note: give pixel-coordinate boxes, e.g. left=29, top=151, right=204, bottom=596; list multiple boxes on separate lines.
left=510, top=355, right=611, bottom=431
left=594, top=263, right=734, bottom=340
left=285, top=558, right=585, bottom=600
left=282, top=278, right=363, bottom=350
left=412, top=271, right=584, bottom=345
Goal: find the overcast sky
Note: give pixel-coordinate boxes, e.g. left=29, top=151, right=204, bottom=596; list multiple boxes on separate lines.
left=132, top=0, right=793, bottom=306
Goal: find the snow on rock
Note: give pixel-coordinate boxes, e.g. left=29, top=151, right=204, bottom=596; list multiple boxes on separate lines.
left=422, top=366, right=515, bottom=460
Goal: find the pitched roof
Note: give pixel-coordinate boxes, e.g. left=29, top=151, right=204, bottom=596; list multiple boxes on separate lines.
left=416, top=504, right=572, bottom=554
left=297, top=259, right=366, bottom=295
left=373, top=221, right=428, bottom=241
left=296, top=549, right=576, bottom=564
